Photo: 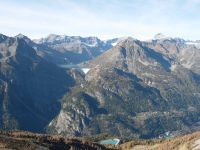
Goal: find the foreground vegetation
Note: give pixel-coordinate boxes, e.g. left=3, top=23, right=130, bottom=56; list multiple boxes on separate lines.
left=1, top=130, right=200, bottom=150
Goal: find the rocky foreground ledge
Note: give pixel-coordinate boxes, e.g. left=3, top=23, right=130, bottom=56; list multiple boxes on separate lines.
left=0, top=131, right=108, bottom=150
left=1, top=131, right=200, bottom=150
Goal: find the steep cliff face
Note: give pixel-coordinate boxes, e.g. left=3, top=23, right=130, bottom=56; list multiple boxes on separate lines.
left=48, top=38, right=200, bottom=138
left=0, top=35, right=75, bottom=132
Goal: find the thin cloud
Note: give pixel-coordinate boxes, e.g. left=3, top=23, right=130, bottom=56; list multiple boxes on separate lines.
left=0, top=0, right=200, bottom=40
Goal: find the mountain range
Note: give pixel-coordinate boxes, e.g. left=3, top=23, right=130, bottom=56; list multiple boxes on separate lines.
left=0, top=33, right=200, bottom=140
left=33, top=34, right=113, bottom=64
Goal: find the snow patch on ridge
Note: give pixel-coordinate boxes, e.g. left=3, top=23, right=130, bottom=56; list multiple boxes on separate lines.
left=82, top=68, right=90, bottom=74
left=111, top=42, right=118, bottom=46
left=186, top=42, right=200, bottom=49
left=170, top=64, right=177, bottom=71
left=154, top=33, right=168, bottom=40
left=193, top=139, right=200, bottom=150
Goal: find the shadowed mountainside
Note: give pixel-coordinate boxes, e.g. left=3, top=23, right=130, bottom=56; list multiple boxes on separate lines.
left=0, top=34, right=75, bottom=132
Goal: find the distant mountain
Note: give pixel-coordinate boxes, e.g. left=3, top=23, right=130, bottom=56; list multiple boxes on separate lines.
left=104, top=37, right=131, bottom=46
left=153, top=33, right=168, bottom=40
left=186, top=40, right=200, bottom=49
left=15, top=34, right=68, bottom=65
left=33, top=34, right=113, bottom=64
left=48, top=37, right=200, bottom=138
left=0, top=34, right=74, bottom=132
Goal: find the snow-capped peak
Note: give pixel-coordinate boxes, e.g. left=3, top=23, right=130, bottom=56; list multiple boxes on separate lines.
left=186, top=41, right=200, bottom=48
left=154, top=33, right=168, bottom=40
left=105, top=36, right=135, bottom=46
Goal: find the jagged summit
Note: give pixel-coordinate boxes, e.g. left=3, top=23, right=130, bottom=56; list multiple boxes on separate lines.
left=118, top=36, right=139, bottom=43
left=34, top=34, right=101, bottom=45
left=15, top=33, right=33, bottom=41
left=33, top=34, right=113, bottom=64
left=0, top=36, right=38, bottom=62
left=33, top=34, right=64, bottom=44
left=105, top=36, right=137, bottom=46
left=87, top=37, right=171, bottom=72
left=151, top=33, right=186, bottom=46
left=15, top=33, right=27, bottom=38
left=15, top=33, right=35, bottom=45
left=0, top=34, right=8, bottom=42
left=153, top=33, right=168, bottom=40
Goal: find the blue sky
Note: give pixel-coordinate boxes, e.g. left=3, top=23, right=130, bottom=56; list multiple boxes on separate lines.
left=0, top=0, right=200, bottom=40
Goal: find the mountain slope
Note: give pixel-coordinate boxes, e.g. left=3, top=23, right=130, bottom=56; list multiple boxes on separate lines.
left=0, top=34, right=74, bottom=132
left=120, top=131, right=200, bottom=150
left=48, top=37, right=200, bottom=138
left=15, top=34, right=66, bottom=65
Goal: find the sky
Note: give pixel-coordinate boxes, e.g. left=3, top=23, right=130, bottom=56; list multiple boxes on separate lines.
left=0, top=0, right=200, bottom=40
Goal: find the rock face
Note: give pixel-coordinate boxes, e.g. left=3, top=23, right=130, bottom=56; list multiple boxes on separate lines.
left=0, top=34, right=74, bottom=132
left=34, top=34, right=113, bottom=64
left=48, top=37, right=200, bottom=138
